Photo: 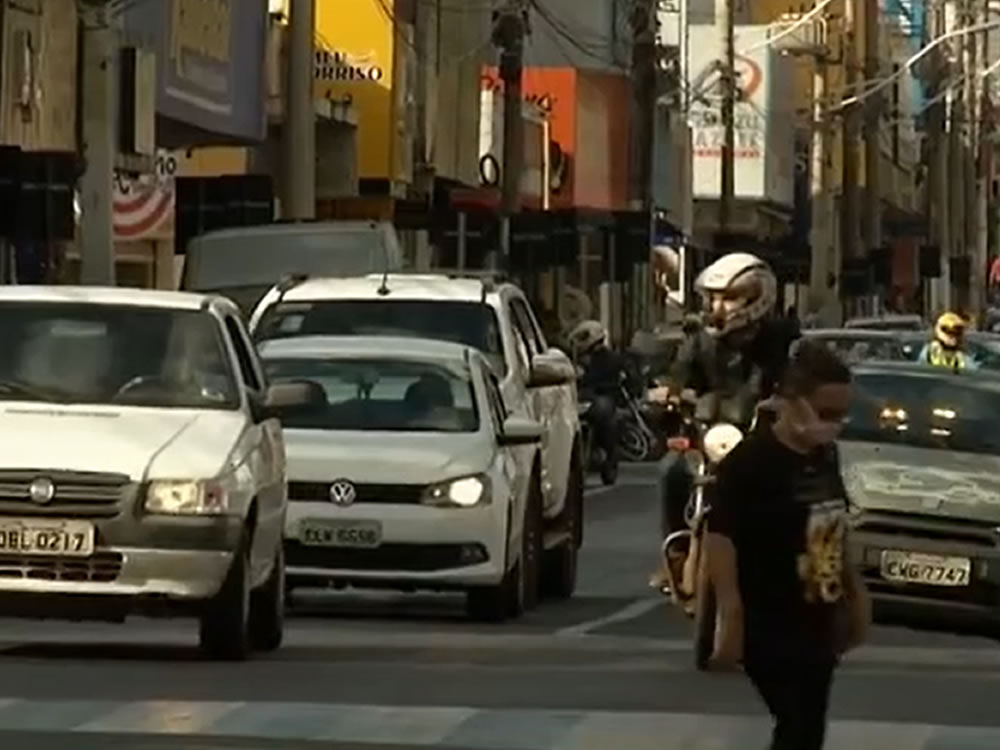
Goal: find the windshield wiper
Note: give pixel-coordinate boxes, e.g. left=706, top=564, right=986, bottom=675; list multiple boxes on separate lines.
left=0, top=379, right=70, bottom=403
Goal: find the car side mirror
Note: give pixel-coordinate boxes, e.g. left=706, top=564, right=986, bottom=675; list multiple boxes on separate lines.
left=498, top=416, right=543, bottom=446
left=258, top=381, right=321, bottom=421
left=527, top=348, right=575, bottom=388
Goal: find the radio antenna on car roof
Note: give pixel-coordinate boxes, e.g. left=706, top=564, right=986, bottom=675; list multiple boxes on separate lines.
left=376, top=262, right=391, bottom=296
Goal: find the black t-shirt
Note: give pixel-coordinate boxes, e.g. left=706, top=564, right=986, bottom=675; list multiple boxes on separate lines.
left=709, top=428, right=849, bottom=660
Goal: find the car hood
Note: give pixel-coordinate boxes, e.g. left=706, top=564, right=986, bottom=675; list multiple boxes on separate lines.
left=284, top=429, right=492, bottom=484
left=840, top=440, right=1000, bottom=523
left=0, top=402, right=247, bottom=481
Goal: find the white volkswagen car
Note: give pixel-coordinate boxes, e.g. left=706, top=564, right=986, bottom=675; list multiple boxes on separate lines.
left=257, top=335, right=545, bottom=621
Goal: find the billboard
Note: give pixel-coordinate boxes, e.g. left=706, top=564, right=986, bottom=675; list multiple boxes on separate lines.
left=688, top=25, right=794, bottom=206
left=122, top=0, right=268, bottom=142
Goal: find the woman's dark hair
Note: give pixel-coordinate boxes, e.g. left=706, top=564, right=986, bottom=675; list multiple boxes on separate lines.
left=780, top=339, right=852, bottom=397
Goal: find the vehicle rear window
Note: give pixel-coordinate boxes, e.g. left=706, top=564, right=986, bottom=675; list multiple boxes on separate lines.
left=254, top=300, right=507, bottom=375
left=811, top=336, right=906, bottom=364
left=263, top=357, right=479, bottom=433
left=844, top=373, right=1000, bottom=455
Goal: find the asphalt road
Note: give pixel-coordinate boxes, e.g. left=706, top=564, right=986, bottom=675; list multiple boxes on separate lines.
left=0, top=464, right=998, bottom=749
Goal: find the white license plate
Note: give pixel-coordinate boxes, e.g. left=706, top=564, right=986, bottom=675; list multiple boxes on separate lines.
left=0, top=518, right=95, bottom=557
left=880, top=550, right=971, bottom=587
left=300, top=520, right=382, bottom=549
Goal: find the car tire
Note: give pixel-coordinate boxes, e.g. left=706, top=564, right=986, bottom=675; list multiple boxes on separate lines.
left=249, top=544, right=285, bottom=652
left=466, top=559, right=522, bottom=623
left=694, top=578, right=717, bottom=672
left=199, top=539, right=252, bottom=661
left=542, top=447, right=582, bottom=599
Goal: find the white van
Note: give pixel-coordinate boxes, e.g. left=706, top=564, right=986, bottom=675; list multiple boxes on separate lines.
left=181, top=221, right=405, bottom=313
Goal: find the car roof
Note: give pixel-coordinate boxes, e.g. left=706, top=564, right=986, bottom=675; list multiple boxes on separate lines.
left=806, top=328, right=904, bottom=340
left=852, top=361, right=1000, bottom=389
left=0, top=285, right=226, bottom=312
left=268, top=273, right=508, bottom=304
left=257, top=335, right=482, bottom=366
left=846, top=314, right=923, bottom=324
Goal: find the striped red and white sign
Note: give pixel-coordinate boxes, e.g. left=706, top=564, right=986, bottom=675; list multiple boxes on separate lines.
left=112, top=152, right=176, bottom=241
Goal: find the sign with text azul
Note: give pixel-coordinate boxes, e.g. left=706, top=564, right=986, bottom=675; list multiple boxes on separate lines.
left=123, top=0, right=267, bottom=142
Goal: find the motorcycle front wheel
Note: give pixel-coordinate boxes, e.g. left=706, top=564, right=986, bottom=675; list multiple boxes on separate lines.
left=619, top=422, right=650, bottom=462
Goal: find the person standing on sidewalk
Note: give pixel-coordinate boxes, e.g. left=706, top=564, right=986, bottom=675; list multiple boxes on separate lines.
left=706, top=340, right=870, bottom=750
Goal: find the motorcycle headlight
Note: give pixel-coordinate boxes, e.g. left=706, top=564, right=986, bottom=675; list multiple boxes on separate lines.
left=145, top=480, right=229, bottom=515
left=702, top=423, right=744, bottom=464
left=422, top=474, right=491, bottom=508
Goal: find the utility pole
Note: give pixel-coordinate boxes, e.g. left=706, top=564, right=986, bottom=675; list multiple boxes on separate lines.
left=972, top=0, right=989, bottom=312
left=282, top=0, right=316, bottom=219
left=628, top=0, right=655, bottom=211
left=840, top=0, right=861, bottom=287
left=808, top=53, right=834, bottom=310
left=716, top=0, right=736, bottom=236
left=926, top=1, right=950, bottom=314
left=493, top=0, right=528, bottom=269
left=862, top=0, right=881, bottom=285
left=79, top=1, right=118, bottom=285
left=628, top=0, right=655, bottom=331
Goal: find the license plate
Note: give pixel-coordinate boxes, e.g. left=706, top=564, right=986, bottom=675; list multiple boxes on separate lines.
left=299, top=520, right=382, bottom=549
left=880, top=550, right=971, bottom=587
left=0, top=518, right=95, bottom=557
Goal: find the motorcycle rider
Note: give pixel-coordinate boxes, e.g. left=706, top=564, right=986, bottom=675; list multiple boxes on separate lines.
left=918, top=311, right=979, bottom=370
left=569, top=320, right=625, bottom=474
left=658, top=252, right=798, bottom=538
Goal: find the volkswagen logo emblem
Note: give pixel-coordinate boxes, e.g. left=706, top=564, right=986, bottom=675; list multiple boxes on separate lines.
left=28, top=477, right=55, bottom=505
left=329, top=479, right=356, bottom=506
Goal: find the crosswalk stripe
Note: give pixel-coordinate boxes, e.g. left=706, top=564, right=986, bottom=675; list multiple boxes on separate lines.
left=0, top=699, right=996, bottom=748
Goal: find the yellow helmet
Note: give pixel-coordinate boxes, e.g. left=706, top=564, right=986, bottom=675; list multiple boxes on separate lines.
left=935, top=312, right=967, bottom=349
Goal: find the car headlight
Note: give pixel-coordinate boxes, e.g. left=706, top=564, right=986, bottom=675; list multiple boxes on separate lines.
left=145, top=480, right=229, bottom=515
left=423, top=475, right=491, bottom=508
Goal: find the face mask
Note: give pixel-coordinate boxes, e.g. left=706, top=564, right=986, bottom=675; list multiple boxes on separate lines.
left=791, top=397, right=843, bottom=446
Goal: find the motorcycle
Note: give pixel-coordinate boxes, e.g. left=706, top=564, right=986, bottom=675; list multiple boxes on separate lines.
left=617, top=384, right=661, bottom=463
left=579, top=400, right=618, bottom=485
left=657, top=418, right=746, bottom=670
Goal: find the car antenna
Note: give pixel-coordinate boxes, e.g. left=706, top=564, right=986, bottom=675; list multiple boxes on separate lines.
left=376, top=263, right=391, bottom=296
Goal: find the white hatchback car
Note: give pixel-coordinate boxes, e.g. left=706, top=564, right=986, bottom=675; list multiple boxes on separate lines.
left=257, top=335, right=545, bottom=621
left=0, top=286, right=310, bottom=659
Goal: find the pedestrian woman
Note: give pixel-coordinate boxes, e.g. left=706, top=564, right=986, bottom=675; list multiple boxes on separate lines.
left=706, top=339, right=870, bottom=750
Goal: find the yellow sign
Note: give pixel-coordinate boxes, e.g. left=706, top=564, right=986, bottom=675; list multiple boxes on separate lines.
left=314, top=0, right=395, bottom=180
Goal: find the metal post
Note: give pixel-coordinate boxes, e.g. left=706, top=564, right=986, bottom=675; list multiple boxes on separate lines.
left=716, top=0, right=735, bottom=235
left=494, top=1, right=527, bottom=267
left=79, top=3, right=118, bottom=285
left=283, top=0, right=316, bottom=219
left=926, top=4, right=950, bottom=313
left=862, top=0, right=881, bottom=263
left=809, top=56, right=832, bottom=306
left=457, top=212, right=467, bottom=269
left=841, top=0, right=861, bottom=278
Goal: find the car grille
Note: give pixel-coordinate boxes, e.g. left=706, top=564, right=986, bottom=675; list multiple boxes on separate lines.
left=287, top=481, right=426, bottom=504
left=0, top=551, right=123, bottom=583
left=854, top=510, right=1000, bottom=549
left=0, top=470, right=130, bottom=518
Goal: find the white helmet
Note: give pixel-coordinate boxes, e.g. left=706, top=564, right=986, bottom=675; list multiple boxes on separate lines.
left=568, top=319, right=607, bottom=354
left=695, top=252, right=777, bottom=337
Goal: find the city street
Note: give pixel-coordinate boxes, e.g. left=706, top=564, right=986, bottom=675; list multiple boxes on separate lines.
left=0, top=464, right=997, bottom=749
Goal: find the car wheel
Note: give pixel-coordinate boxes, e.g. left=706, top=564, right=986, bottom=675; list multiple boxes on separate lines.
left=466, top=559, right=522, bottom=623
left=542, top=447, right=582, bottom=599
left=693, top=573, right=717, bottom=672
left=199, top=539, right=252, bottom=661
left=249, top=544, right=285, bottom=652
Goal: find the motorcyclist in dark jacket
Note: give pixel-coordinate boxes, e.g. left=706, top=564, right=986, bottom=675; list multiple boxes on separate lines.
left=569, top=320, right=624, bottom=473
left=659, top=252, right=798, bottom=537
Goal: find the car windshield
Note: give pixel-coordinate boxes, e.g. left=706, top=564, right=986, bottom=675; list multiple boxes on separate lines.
left=263, top=357, right=480, bottom=432
left=844, top=372, right=1000, bottom=455
left=255, top=300, right=507, bottom=375
left=811, top=335, right=905, bottom=364
left=0, top=302, right=239, bottom=409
